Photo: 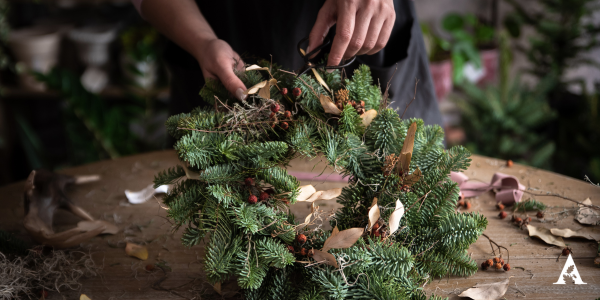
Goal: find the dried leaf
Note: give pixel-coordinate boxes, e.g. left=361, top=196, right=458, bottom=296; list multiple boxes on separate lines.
left=304, top=203, right=317, bottom=224
left=458, top=277, right=512, bottom=300
left=125, top=242, right=148, bottom=260
left=258, top=78, right=278, bottom=100
left=361, top=109, right=377, bottom=127
left=213, top=282, right=222, bottom=295
left=312, top=69, right=331, bottom=93
left=397, top=122, right=417, bottom=174
left=550, top=227, right=600, bottom=241
left=77, top=220, right=119, bottom=235
left=319, top=94, right=342, bottom=115
left=296, top=185, right=317, bottom=202
left=318, top=188, right=342, bottom=200
left=80, top=295, right=92, bottom=300
left=527, top=225, right=566, bottom=247
left=183, top=165, right=201, bottom=180
left=575, top=198, right=600, bottom=225
left=403, top=168, right=422, bottom=187
left=368, top=201, right=380, bottom=230
left=245, top=80, right=267, bottom=95
left=322, top=228, right=363, bottom=252
left=388, top=200, right=405, bottom=235
left=311, top=249, right=338, bottom=268
left=305, top=191, right=324, bottom=203
left=246, top=64, right=269, bottom=71
left=331, top=226, right=339, bottom=237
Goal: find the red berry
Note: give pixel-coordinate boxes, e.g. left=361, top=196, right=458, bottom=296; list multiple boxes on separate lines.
left=507, top=160, right=514, bottom=167
left=145, top=264, right=155, bottom=271
left=296, top=234, right=307, bottom=244
left=526, top=217, right=531, bottom=223
left=503, top=263, right=511, bottom=271
left=248, top=195, right=258, bottom=204
left=300, top=248, right=308, bottom=256
left=292, top=87, right=301, bottom=97
left=287, top=245, right=294, bottom=253
left=457, top=200, right=465, bottom=207
left=485, top=259, right=493, bottom=267
left=499, top=211, right=508, bottom=219
left=537, top=211, right=544, bottom=219
left=496, top=203, right=505, bottom=210
left=259, top=192, right=269, bottom=201
left=269, top=112, right=276, bottom=119
left=280, top=122, right=289, bottom=130
left=562, top=248, right=570, bottom=256
left=284, top=111, right=292, bottom=119
left=493, top=257, right=500, bottom=264
left=481, top=262, right=489, bottom=270
left=271, top=103, right=280, bottom=113
left=281, top=88, right=288, bottom=95
left=514, top=217, right=523, bottom=223
left=372, top=223, right=380, bottom=231
left=360, top=100, right=365, bottom=107
left=308, top=249, right=314, bottom=257
left=373, top=231, right=381, bottom=237
left=244, top=178, right=254, bottom=186
left=464, top=202, right=471, bottom=209
left=458, top=192, right=464, bottom=200
left=494, top=262, right=503, bottom=269
left=500, top=258, right=505, bottom=265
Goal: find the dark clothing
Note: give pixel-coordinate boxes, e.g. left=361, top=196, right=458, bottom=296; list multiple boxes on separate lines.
left=166, top=0, right=443, bottom=127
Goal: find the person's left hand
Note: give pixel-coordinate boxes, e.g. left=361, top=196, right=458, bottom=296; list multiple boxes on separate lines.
left=308, top=0, right=395, bottom=68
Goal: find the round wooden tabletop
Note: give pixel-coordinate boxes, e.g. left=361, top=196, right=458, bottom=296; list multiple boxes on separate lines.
left=1, top=150, right=598, bottom=299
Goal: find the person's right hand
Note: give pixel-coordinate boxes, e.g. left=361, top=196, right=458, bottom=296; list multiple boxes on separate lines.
left=195, top=38, right=247, bottom=101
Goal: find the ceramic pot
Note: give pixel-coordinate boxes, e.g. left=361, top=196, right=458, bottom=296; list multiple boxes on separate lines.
left=121, top=54, right=158, bottom=90
left=68, top=25, right=117, bottom=92
left=8, top=26, right=61, bottom=91
left=477, top=49, right=499, bottom=86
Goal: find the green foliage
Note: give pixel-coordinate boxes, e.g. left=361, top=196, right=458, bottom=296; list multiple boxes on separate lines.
left=156, top=63, right=485, bottom=300
left=514, top=199, right=547, bottom=212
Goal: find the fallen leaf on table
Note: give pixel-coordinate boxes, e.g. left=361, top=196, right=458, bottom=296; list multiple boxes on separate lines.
left=458, top=277, right=512, bottom=300
left=322, top=228, right=364, bottom=252
left=388, top=200, right=405, bottom=235
left=80, top=294, right=92, bottom=300
left=550, top=227, right=600, bottom=241
left=245, top=64, right=268, bottom=71
left=360, top=109, right=377, bottom=126
left=368, top=198, right=380, bottom=230
left=575, top=198, right=600, bottom=226
left=77, top=220, right=119, bottom=235
left=125, top=242, right=148, bottom=260
left=311, top=249, right=338, bottom=268
left=125, top=184, right=169, bottom=204
left=245, top=80, right=267, bottom=95
left=319, top=94, right=342, bottom=115
left=527, top=225, right=566, bottom=247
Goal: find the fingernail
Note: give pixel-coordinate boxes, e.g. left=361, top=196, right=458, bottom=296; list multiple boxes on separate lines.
left=327, top=69, right=335, bottom=73
left=306, top=46, right=311, bottom=54
left=236, top=88, right=247, bottom=101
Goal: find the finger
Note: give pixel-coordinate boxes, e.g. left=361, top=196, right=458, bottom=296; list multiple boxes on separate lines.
left=344, top=8, right=374, bottom=58
left=366, top=15, right=394, bottom=55
left=358, top=15, right=385, bottom=56
left=308, top=1, right=336, bottom=56
left=214, top=56, right=248, bottom=101
left=327, top=3, right=357, bottom=67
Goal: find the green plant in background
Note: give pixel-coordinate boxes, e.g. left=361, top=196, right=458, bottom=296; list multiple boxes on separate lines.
left=441, top=13, right=495, bottom=83
left=454, top=32, right=556, bottom=169
left=120, top=25, right=159, bottom=63
left=504, top=0, right=600, bottom=179
left=35, top=68, right=145, bottom=165
left=420, top=23, right=451, bottom=63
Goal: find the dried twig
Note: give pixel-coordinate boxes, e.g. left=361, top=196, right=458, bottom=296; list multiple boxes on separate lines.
left=401, top=79, right=419, bottom=119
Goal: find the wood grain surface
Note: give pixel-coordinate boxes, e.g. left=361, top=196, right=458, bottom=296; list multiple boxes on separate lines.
left=0, top=150, right=598, bottom=299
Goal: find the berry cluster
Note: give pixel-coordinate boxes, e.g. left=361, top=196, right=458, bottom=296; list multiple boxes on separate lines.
left=457, top=193, right=471, bottom=210
left=481, top=257, right=510, bottom=271
left=268, top=103, right=293, bottom=130
left=244, top=177, right=275, bottom=204
left=370, top=222, right=388, bottom=239
left=511, top=215, right=531, bottom=229
left=288, top=234, right=312, bottom=257
left=334, top=89, right=366, bottom=115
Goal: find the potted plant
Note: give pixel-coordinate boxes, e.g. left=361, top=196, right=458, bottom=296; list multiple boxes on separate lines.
left=421, top=23, right=452, bottom=102
left=120, top=25, right=160, bottom=91
left=441, top=13, right=496, bottom=85
left=504, top=0, right=600, bottom=178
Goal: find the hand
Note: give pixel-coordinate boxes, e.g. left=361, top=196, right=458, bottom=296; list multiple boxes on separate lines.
left=308, top=0, right=395, bottom=68
left=195, top=38, right=247, bottom=100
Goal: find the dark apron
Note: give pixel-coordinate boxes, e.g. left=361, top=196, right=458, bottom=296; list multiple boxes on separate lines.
left=165, top=0, right=443, bottom=128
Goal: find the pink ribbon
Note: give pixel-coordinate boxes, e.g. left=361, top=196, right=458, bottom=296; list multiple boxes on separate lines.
left=450, top=172, right=525, bottom=205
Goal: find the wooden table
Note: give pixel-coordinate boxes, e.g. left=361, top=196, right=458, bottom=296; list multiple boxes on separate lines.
left=1, top=150, right=599, bottom=299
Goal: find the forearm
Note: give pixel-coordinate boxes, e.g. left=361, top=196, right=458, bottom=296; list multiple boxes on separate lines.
left=139, top=0, right=215, bottom=62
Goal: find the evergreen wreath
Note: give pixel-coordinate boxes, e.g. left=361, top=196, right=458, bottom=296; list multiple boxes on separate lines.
left=154, top=60, right=487, bottom=300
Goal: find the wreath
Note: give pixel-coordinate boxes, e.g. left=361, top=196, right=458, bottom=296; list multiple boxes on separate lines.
left=154, top=60, right=487, bottom=300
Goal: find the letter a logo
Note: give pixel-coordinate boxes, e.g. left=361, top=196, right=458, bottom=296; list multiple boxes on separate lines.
left=553, top=254, right=587, bottom=284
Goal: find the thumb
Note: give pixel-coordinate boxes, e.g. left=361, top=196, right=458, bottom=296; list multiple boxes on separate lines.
left=214, top=59, right=247, bottom=101
left=308, top=2, right=336, bottom=56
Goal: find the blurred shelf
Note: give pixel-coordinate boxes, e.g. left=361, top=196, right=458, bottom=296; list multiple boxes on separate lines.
left=2, top=85, right=170, bottom=100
